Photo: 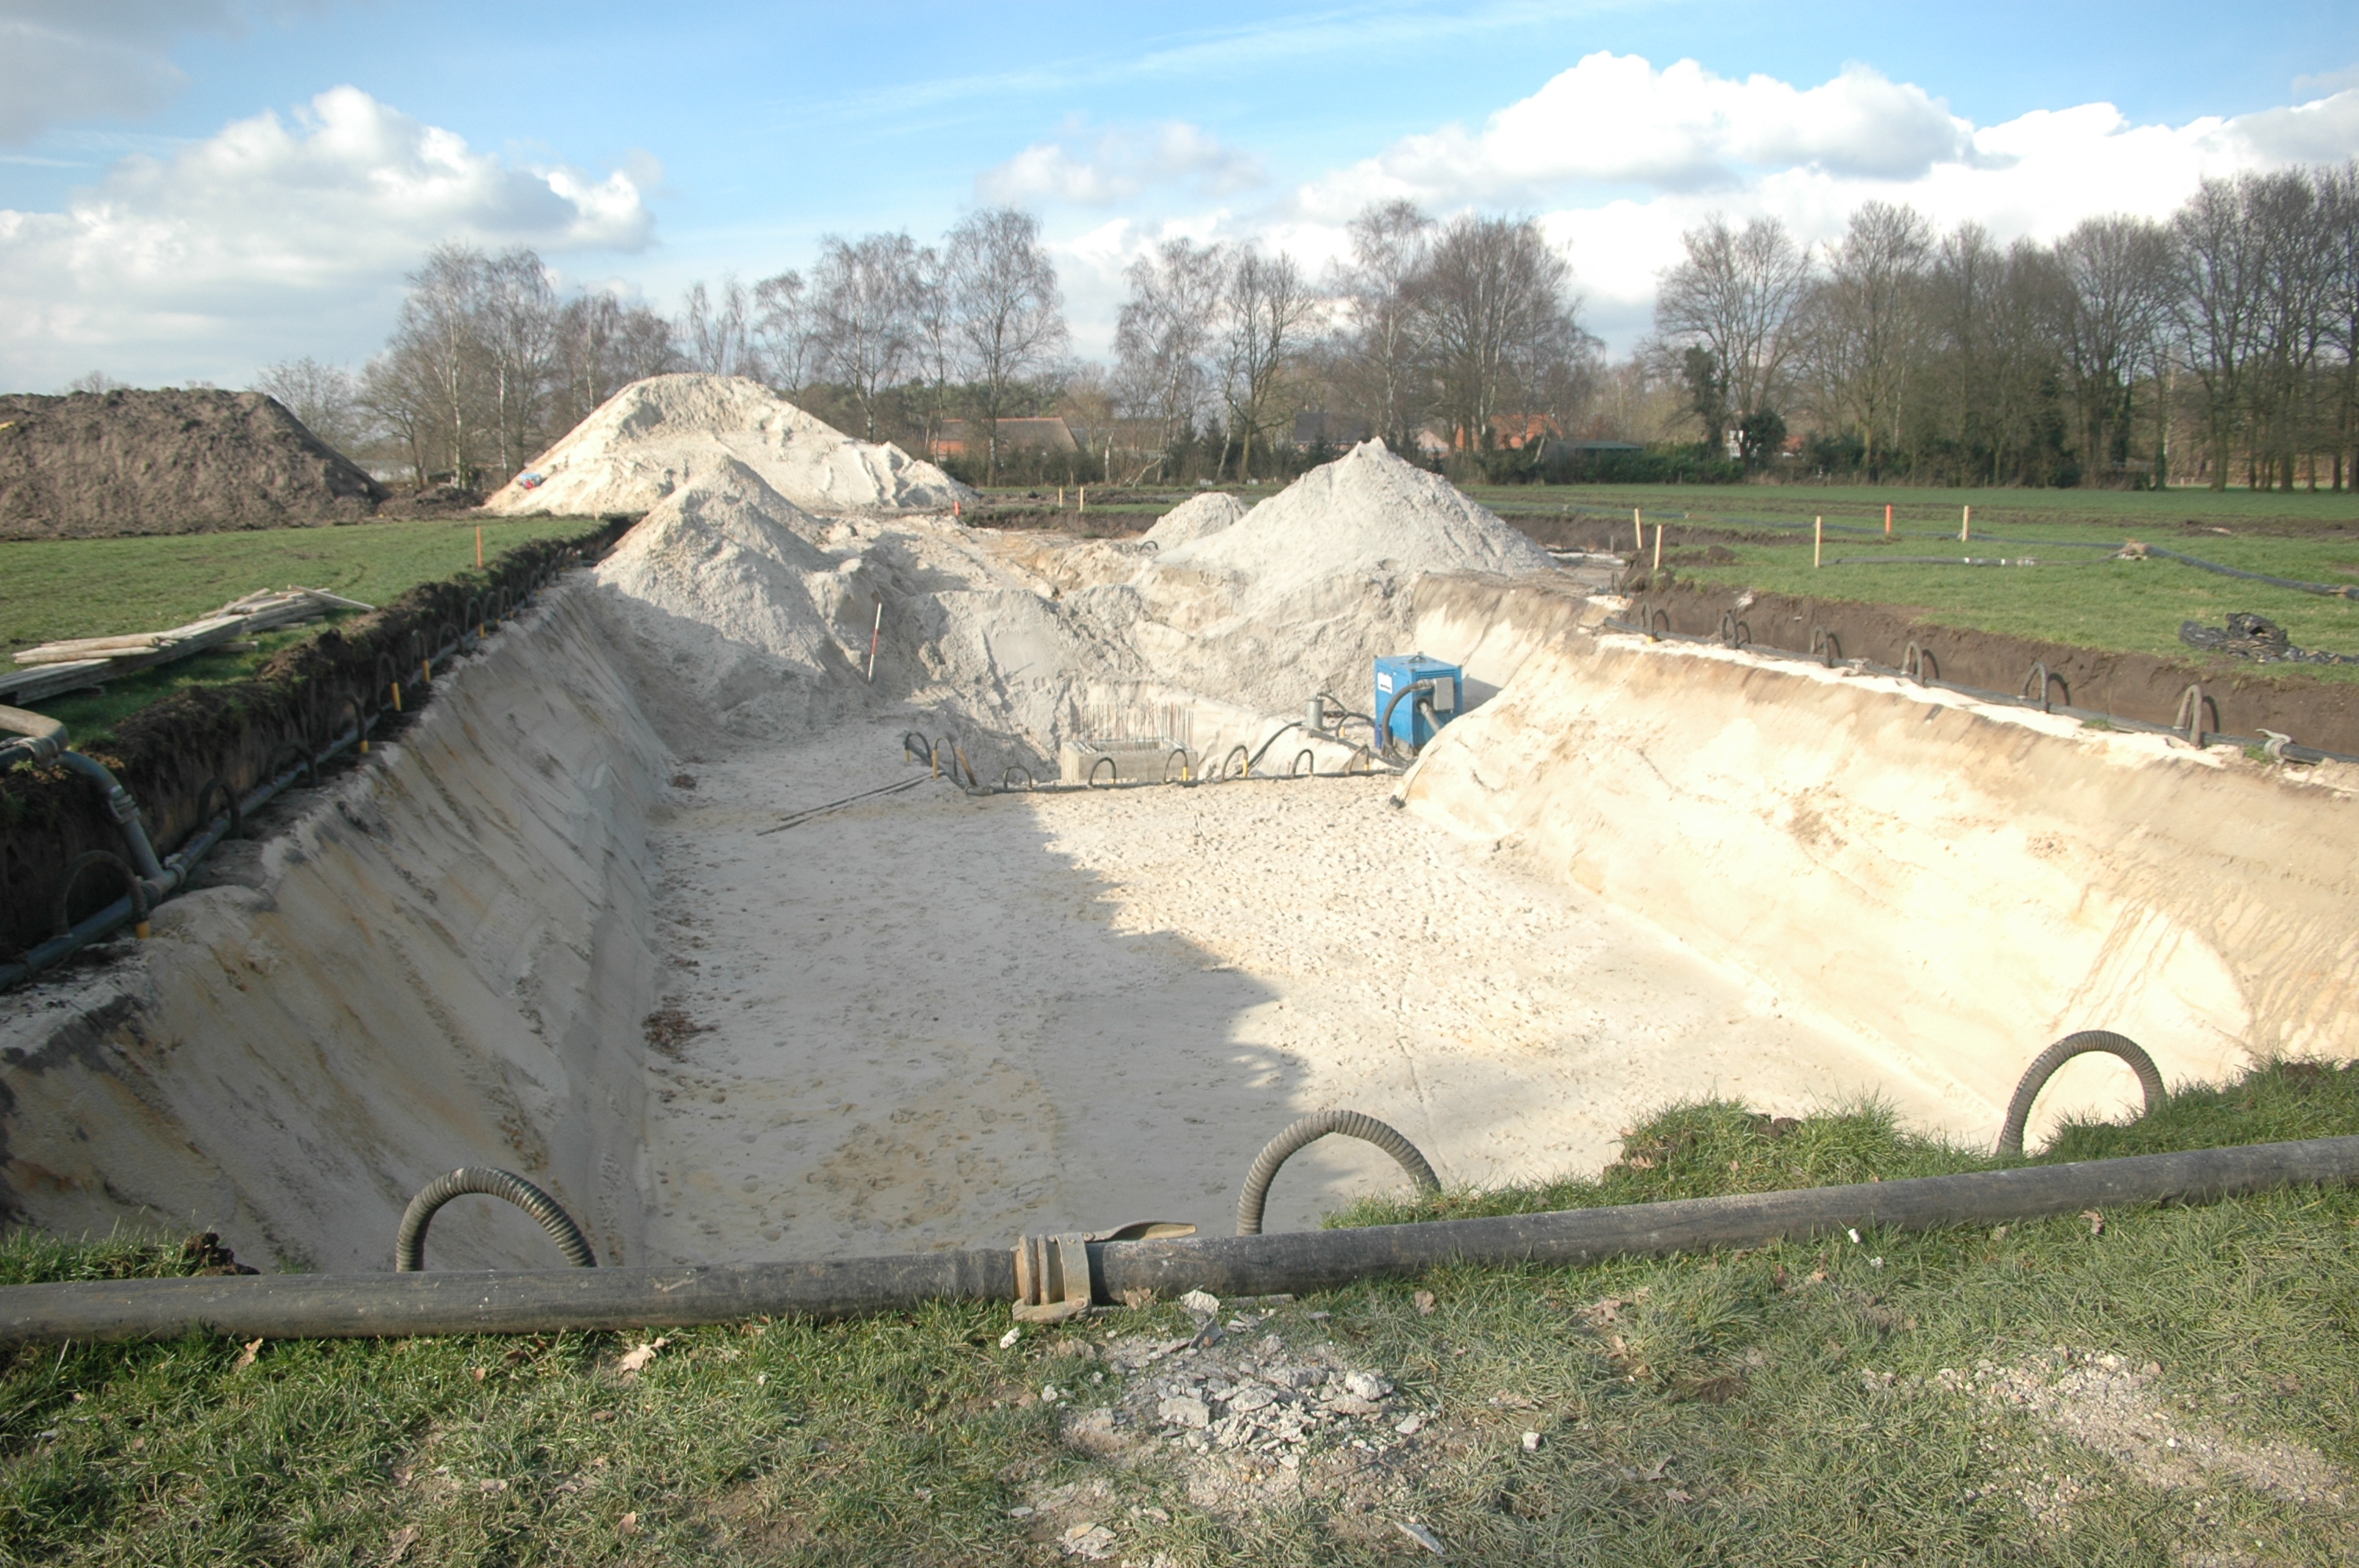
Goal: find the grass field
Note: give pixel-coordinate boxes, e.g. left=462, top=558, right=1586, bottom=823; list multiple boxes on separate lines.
left=0, top=517, right=600, bottom=739
left=1472, top=482, right=2359, bottom=683
left=3, top=1064, right=2354, bottom=1565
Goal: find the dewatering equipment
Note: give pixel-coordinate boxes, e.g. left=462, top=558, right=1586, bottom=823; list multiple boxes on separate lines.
left=1374, top=654, right=1462, bottom=751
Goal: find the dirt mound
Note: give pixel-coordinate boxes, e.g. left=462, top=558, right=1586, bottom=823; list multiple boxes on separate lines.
left=1143, top=492, right=1252, bottom=549
left=1155, top=441, right=1552, bottom=601
left=481, top=374, right=972, bottom=518
left=0, top=388, right=385, bottom=539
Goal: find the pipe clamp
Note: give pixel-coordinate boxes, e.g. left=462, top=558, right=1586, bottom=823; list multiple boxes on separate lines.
left=1014, top=1221, right=1195, bottom=1322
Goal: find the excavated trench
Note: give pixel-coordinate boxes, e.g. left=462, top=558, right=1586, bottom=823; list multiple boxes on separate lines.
left=4, top=524, right=2354, bottom=1278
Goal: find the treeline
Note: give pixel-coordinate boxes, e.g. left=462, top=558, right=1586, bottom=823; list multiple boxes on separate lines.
left=258, top=160, right=2359, bottom=494
left=1656, top=163, right=2359, bottom=489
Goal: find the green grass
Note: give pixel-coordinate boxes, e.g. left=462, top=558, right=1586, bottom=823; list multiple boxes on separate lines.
left=5, top=1062, right=2354, bottom=1564
left=0, top=517, right=599, bottom=739
left=1467, top=481, right=2359, bottom=682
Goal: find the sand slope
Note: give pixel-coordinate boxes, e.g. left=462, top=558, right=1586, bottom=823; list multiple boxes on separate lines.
left=482, top=374, right=972, bottom=517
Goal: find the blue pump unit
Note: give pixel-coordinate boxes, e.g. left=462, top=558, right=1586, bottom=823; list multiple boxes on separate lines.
left=1373, top=654, right=1462, bottom=750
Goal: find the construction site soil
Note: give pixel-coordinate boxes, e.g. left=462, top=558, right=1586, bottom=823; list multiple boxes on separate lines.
left=4, top=382, right=2352, bottom=1282
left=0, top=389, right=384, bottom=539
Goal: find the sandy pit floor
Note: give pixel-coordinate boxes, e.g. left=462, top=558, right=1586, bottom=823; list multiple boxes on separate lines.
left=634, top=717, right=1968, bottom=1266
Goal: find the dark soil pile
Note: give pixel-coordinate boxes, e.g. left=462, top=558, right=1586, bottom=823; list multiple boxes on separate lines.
left=0, top=388, right=387, bottom=540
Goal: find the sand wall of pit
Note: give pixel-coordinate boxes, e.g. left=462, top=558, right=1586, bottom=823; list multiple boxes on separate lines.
left=1404, top=633, right=2359, bottom=1138
left=0, top=590, right=667, bottom=1271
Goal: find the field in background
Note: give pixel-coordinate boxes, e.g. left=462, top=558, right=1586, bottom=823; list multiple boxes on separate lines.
left=0, top=516, right=599, bottom=738
left=3, top=1065, right=2353, bottom=1563
left=1481, top=483, right=2359, bottom=683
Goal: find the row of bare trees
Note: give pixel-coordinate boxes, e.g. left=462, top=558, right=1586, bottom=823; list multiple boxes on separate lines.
left=1110, top=206, right=1598, bottom=483
left=266, top=208, right=1070, bottom=490
left=1651, top=162, right=2359, bottom=488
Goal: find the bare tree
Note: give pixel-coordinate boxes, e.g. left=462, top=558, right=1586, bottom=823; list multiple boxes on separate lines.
left=2172, top=176, right=2269, bottom=490
left=682, top=274, right=753, bottom=377
left=253, top=356, right=369, bottom=455
left=481, top=249, right=556, bottom=477
left=1217, top=248, right=1322, bottom=482
left=812, top=233, right=920, bottom=440
left=907, top=245, right=957, bottom=459
left=2053, top=216, right=2174, bottom=481
left=1414, top=214, right=1583, bottom=453
left=385, top=242, right=493, bottom=486
left=2323, top=161, right=2359, bottom=488
left=948, top=207, right=1068, bottom=482
left=63, top=370, right=129, bottom=394
left=1654, top=215, right=1812, bottom=430
left=1332, top=201, right=1433, bottom=451
left=1795, top=202, right=1933, bottom=474
left=751, top=271, right=816, bottom=394
left=553, top=292, right=677, bottom=430
left=1114, top=238, right=1227, bottom=458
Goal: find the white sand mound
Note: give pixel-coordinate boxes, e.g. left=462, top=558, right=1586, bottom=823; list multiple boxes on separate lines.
left=1141, top=491, right=1251, bottom=549
left=593, top=461, right=877, bottom=719
left=1154, top=441, right=1551, bottom=599
left=482, top=373, right=972, bottom=517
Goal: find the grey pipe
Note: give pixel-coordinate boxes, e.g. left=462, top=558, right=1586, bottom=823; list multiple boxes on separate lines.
left=1236, top=1110, right=1441, bottom=1235
left=395, top=1167, right=598, bottom=1271
left=1995, top=1031, right=2167, bottom=1158
left=7, top=1135, right=2354, bottom=1345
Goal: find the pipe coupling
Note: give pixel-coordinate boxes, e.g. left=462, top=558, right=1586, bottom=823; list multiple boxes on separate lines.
left=1013, top=1220, right=1197, bottom=1323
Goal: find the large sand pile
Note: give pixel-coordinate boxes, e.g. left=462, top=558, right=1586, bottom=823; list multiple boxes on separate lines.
left=482, top=374, right=970, bottom=518
left=1141, top=490, right=1250, bottom=549
left=1154, top=441, right=1551, bottom=601
left=0, top=388, right=384, bottom=539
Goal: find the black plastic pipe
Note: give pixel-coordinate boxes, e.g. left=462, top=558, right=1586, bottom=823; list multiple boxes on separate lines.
left=6, top=1135, right=2354, bottom=1344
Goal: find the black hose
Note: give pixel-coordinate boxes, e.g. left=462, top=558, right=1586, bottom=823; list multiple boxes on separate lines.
left=395, top=1167, right=597, bottom=1272
left=1996, top=1031, right=2168, bottom=1158
left=1245, top=721, right=1305, bottom=774
left=53, top=851, right=147, bottom=939
left=2141, top=545, right=2359, bottom=600
left=1290, top=749, right=1315, bottom=778
left=14, top=1135, right=2357, bottom=1343
left=1088, top=756, right=1118, bottom=787
left=1235, top=1110, right=1442, bottom=1236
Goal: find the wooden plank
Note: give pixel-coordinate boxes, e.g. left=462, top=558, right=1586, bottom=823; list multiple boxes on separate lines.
left=0, top=659, right=114, bottom=704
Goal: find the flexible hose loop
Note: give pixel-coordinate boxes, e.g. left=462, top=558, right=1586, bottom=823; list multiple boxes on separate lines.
left=1996, top=1031, right=2168, bottom=1157
left=53, top=851, right=147, bottom=938
left=394, top=1167, right=597, bottom=1272
left=1235, top=1110, right=1441, bottom=1235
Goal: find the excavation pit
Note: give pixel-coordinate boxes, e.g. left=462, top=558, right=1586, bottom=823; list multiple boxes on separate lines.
left=5, top=387, right=2352, bottom=1278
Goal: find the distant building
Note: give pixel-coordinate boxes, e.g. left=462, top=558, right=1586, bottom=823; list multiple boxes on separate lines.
left=930, top=416, right=1078, bottom=458
left=1445, top=413, right=1563, bottom=451
left=1292, top=411, right=1372, bottom=449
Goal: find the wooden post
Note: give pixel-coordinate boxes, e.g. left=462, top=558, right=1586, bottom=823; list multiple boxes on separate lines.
left=1652, top=524, right=1664, bottom=572
left=1633, top=507, right=1642, bottom=552
left=865, top=597, right=882, bottom=684
left=1961, top=505, right=1971, bottom=543
left=475, top=526, right=483, bottom=568
left=1885, top=503, right=1892, bottom=536
left=1078, top=485, right=1087, bottom=514
left=1815, top=516, right=1823, bottom=568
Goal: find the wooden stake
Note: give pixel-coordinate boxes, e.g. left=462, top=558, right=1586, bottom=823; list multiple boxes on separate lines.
left=1078, top=485, right=1087, bottom=514
left=1961, top=505, right=1971, bottom=543
left=865, top=597, right=883, bottom=684
left=1652, top=524, right=1664, bottom=571
left=1633, top=507, right=1642, bottom=552
left=475, top=526, right=483, bottom=568
left=1815, top=516, right=1823, bottom=568
left=1884, top=503, right=1892, bottom=536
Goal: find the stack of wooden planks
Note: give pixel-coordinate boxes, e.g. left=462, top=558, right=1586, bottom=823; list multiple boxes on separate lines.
left=0, top=587, right=374, bottom=706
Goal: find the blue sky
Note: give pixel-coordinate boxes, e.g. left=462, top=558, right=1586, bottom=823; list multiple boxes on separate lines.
left=4, top=0, right=2357, bottom=389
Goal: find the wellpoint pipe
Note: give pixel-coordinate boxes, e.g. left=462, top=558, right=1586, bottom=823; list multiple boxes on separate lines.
left=1376, top=681, right=1441, bottom=757
left=396, top=1168, right=598, bottom=1272
left=0, top=705, right=67, bottom=771
left=1236, top=1111, right=1441, bottom=1236
left=8, top=1136, right=2358, bottom=1345
left=1995, top=1031, right=2168, bottom=1158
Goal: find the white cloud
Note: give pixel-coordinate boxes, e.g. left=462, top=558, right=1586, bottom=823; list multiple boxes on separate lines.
left=980, top=118, right=1263, bottom=207
left=0, top=85, right=655, bottom=387
left=0, top=1, right=237, bottom=143
left=1269, top=54, right=2359, bottom=353
left=1299, top=52, right=1974, bottom=214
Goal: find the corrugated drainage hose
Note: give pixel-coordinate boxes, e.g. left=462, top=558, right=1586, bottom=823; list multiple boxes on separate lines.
left=1997, top=1031, right=2167, bottom=1158
left=1236, top=1110, right=1441, bottom=1235
left=395, top=1168, right=598, bottom=1272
